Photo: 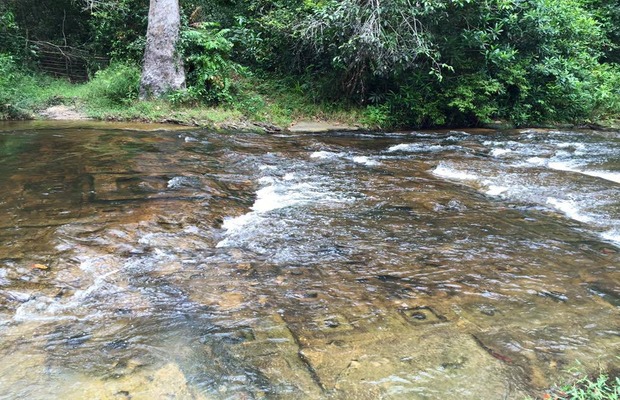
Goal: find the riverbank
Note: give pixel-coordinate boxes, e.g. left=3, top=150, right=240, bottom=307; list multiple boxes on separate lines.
left=29, top=104, right=362, bottom=134
left=20, top=97, right=620, bottom=135
left=0, top=59, right=367, bottom=133
left=3, top=57, right=618, bottom=133
left=40, top=103, right=363, bottom=133
left=25, top=100, right=620, bottom=134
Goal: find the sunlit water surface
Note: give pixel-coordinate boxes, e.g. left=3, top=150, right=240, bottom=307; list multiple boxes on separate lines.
left=0, top=122, right=618, bottom=399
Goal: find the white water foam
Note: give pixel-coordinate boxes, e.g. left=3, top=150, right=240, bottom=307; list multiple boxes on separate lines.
left=387, top=143, right=450, bottom=153
left=0, top=269, right=8, bottom=286
left=484, top=184, right=509, bottom=196
left=546, top=197, right=593, bottom=223
left=252, top=182, right=325, bottom=213
left=310, top=151, right=380, bottom=166
left=601, top=229, right=620, bottom=246
left=13, top=298, right=81, bottom=322
left=548, top=161, right=620, bottom=184
left=351, top=156, right=380, bottom=166
left=432, top=163, right=478, bottom=181
left=217, top=172, right=352, bottom=248
left=490, top=148, right=512, bottom=157
left=547, top=160, right=582, bottom=172
left=524, top=157, right=547, bottom=166
left=583, top=170, right=620, bottom=184
left=442, top=133, right=620, bottom=248
left=520, top=156, right=620, bottom=185
left=310, top=151, right=340, bottom=160
left=556, top=142, right=586, bottom=153
left=484, top=140, right=558, bottom=158
left=167, top=176, right=196, bottom=189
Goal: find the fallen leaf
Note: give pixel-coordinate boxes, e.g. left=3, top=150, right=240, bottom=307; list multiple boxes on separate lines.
left=32, top=264, right=49, bottom=270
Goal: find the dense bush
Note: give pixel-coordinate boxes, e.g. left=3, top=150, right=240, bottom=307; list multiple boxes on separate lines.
left=0, top=54, right=40, bottom=119
left=176, top=23, right=245, bottom=105
left=354, top=0, right=620, bottom=128
left=0, top=54, right=20, bottom=118
left=0, top=9, right=22, bottom=58
left=88, top=0, right=149, bottom=63
left=0, top=53, right=74, bottom=120
left=1, top=0, right=619, bottom=128
left=84, top=62, right=141, bottom=106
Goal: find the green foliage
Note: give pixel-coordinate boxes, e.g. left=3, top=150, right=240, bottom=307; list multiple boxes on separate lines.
left=360, top=0, right=620, bottom=128
left=226, top=0, right=306, bottom=70
left=213, top=0, right=620, bottom=128
left=236, top=93, right=267, bottom=118
left=0, top=9, right=22, bottom=56
left=0, top=53, right=77, bottom=120
left=0, top=54, right=22, bottom=119
left=588, top=0, right=620, bottom=63
left=508, top=0, right=610, bottom=122
left=1, top=0, right=620, bottom=128
left=179, top=23, right=245, bottom=104
left=555, top=373, right=620, bottom=399
left=3, top=0, right=91, bottom=52
left=88, top=0, right=149, bottom=63
left=231, top=72, right=366, bottom=127
left=589, top=63, right=620, bottom=120
left=84, top=63, right=141, bottom=106
left=362, top=105, right=392, bottom=130
left=299, top=0, right=440, bottom=96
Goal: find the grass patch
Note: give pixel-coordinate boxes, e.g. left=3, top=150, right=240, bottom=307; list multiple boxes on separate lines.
left=236, top=73, right=367, bottom=127
left=0, top=59, right=367, bottom=129
left=0, top=56, right=372, bottom=129
left=82, top=99, right=244, bottom=125
left=542, top=371, right=620, bottom=400
left=0, top=54, right=80, bottom=119
left=78, top=70, right=368, bottom=128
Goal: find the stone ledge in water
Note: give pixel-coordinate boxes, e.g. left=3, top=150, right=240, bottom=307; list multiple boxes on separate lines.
left=288, top=120, right=360, bottom=133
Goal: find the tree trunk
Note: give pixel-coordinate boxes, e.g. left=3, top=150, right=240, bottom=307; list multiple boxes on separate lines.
left=139, top=0, right=185, bottom=99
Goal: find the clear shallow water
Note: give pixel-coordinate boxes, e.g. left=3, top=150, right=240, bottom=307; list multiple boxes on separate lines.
left=0, top=122, right=618, bottom=399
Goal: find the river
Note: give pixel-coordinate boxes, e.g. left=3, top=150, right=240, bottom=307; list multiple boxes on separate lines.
left=0, top=121, right=618, bottom=399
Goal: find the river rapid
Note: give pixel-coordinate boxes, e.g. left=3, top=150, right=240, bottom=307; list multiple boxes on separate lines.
left=0, top=121, right=618, bottom=399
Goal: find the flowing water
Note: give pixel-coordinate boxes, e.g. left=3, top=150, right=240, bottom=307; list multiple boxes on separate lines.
left=0, top=121, right=618, bottom=399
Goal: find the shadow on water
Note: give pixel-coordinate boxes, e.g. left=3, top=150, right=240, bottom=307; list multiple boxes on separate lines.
left=0, top=124, right=618, bottom=399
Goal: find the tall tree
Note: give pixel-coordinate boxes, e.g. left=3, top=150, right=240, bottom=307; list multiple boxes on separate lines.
left=139, top=0, right=186, bottom=98
left=81, top=0, right=185, bottom=97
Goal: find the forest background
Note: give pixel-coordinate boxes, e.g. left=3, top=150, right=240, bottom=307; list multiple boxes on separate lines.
left=1, top=0, right=619, bottom=130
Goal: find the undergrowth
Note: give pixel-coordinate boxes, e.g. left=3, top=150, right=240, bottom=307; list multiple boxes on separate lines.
left=0, top=55, right=366, bottom=128
left=7, top=55, right=614, bottom=130
left=541, top=371, right=620, bottom=400
left=0, top=54, right=76, bottom=119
